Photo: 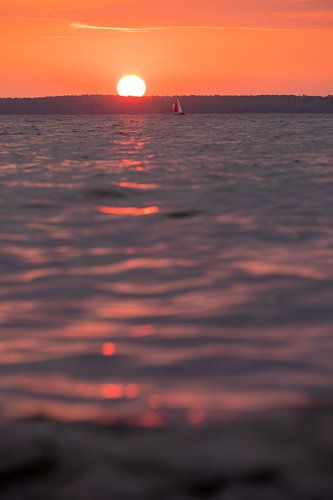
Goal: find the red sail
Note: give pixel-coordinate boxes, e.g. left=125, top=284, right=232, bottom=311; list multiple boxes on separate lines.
left=173, top=101, right=178, bottom=113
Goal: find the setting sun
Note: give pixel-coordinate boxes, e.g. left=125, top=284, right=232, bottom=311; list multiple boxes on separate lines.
left=117, top=75, right=146, bottom=97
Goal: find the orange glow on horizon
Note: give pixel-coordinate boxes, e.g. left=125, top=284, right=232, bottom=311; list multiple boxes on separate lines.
left=0, top=1, right=332, bottom=97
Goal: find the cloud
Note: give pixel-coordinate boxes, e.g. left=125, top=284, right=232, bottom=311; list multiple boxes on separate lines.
left=70, top=22, right=164, bottom=32
left=70, top=21, right=330, bottom=32
left=71, top=22, right=285, bottom=32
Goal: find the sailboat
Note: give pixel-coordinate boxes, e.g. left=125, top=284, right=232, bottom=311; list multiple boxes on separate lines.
left=173, top=97, right=185, bottom=115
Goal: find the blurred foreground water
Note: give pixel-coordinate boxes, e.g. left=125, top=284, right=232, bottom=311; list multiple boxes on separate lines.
left=0, top=114, right=332, bottom=425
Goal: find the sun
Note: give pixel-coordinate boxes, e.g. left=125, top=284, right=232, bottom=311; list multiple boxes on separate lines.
left=117, top=75, right=146, bottom=97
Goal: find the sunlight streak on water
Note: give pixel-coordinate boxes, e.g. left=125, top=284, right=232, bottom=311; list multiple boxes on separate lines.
left=98, top=205, right=160, bottom=216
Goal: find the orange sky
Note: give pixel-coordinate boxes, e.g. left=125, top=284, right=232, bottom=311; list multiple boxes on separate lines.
left=1, top=0, right=332, bottom=96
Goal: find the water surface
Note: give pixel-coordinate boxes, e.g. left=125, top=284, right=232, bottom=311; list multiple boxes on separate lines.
left=0, top=114, right=332, bottom=425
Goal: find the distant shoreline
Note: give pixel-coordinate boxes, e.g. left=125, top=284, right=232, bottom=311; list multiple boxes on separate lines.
left=1, top=95, right=332, bottom=114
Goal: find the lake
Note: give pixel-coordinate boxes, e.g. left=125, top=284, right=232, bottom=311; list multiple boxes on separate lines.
left=0, top=114, right=332, bottom=425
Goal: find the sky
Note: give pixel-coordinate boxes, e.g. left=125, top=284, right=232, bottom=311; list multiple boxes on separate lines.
left=1, top=0, right=332, bottom=97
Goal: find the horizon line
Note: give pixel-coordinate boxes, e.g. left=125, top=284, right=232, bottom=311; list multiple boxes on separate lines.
left=1, top=94, right=332, bottom=100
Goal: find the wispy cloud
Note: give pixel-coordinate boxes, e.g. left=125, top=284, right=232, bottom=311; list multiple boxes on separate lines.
left=70, top=22, right=275, bottom=32
left=71, top=22, right=164, bottom=32
left=70, top=22, right=331, bottom=32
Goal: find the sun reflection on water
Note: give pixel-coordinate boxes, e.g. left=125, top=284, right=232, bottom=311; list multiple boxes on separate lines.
left=115, top=181, right=159, bottom=190
left=131, top=324, right=155, bottom=337
left=99, top=206, right=160, bottom=216
left=101, top=342, right=116, bottom=356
